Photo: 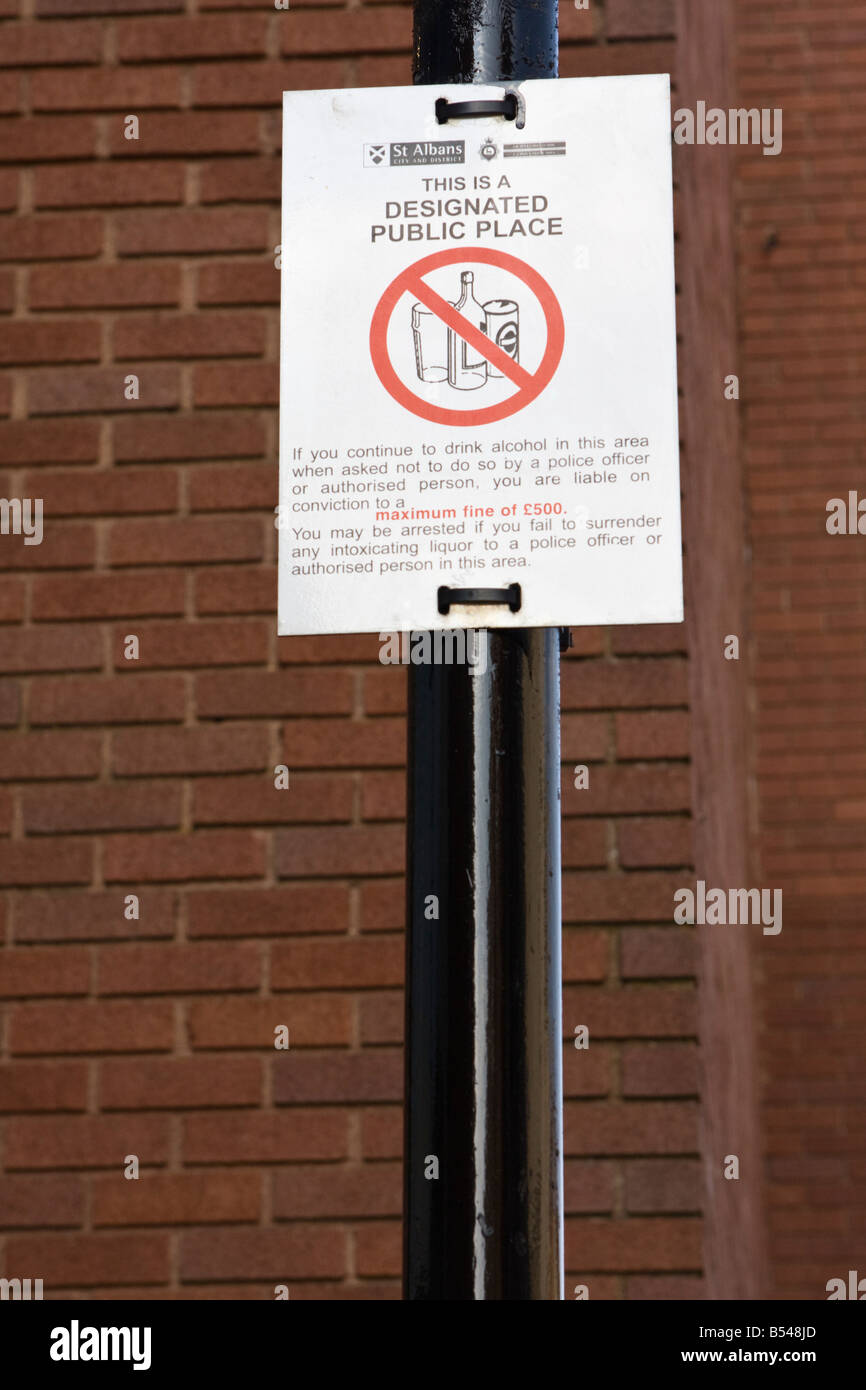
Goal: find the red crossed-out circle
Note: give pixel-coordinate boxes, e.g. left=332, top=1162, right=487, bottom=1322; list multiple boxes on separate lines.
left=369, top=246, right=564, bottom=427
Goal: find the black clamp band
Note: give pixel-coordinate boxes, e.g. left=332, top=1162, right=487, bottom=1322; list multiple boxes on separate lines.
left=435, top=93, right=518, bottom=124
left=438, top=583, right=522, bottom=614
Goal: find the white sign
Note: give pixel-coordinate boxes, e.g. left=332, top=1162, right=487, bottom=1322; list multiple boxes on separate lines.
left=279, top=76, right=682, bottom=635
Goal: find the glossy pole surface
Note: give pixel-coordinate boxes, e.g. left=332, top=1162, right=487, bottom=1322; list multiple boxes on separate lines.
left=405, top=0, right=563, bottom=1301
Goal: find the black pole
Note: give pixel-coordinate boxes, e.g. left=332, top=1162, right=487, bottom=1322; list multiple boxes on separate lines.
left=404, top=0, right=563, bottom=1301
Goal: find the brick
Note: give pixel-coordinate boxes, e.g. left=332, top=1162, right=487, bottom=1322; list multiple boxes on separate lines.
left=0, top=578, right=24, bottom=622
left=0, top=677, right=20, bottom=721
left=4, top=1112, right=168, bottom=1167
left=561, top=658, right=687, bottom=709
left=27, top=365, right=180, bottom=415
left=34, top=161, right=185, bottom=209
left=23, top=783, right=182, bottom=836
left=30, top=675, right=186, bottom=725
left=197, top=260, right=279, bottom=306
left=193, top=773, right=353, bottom=827
left=359, top=879, right=403, bottom=932
left=189, top=464, right=275, bottom=512
left=360, top=1107, right=400, bottom=1159
left=0, top=839, right=92, bottom=887
left=39, top=0, right=183, bottom=11
left=0, top=730, right=102, bottom=779
left=0, top=1175, right=84, bottom=1227
left=0, top=20, right=102, bottom=66
left=0, top=169, right=17, bottom=207
left=563, top=1044, right=614, bottom=1098
left=615, top=711, right=691, bottom=759
left=180, top=1226, right=344, bottom=1281
left=358, top=992, right=401, bottom=1045
left=564, top=929, right=609, bottom=983
left=114, top=413, right=265, bottom=462
left=30, top=66, right=182, bottom=112
left=8, top=1000, right=174, bottom=1055
left=273, top=1051, right=402, bottom=1104
left=92, top=1171, right=261, bottom=1227
left=565, top=1159, right=616, bottom=1214
left=564, top=1218, right=701, bottom=1271
left=114, top=311, right=267, bottom=360
left=563, top=765, right=691, bottom=816
left=118, top=14, right=267, bottom=61
left=360, top=771, right=403, bottom=820
left=24, top=467, right=178, bottom=516
left=362, top=668, right=406, bottom=715
left=564, top=1102, right=698, bottom=1155
left=562, top=871, right=686, bottom=923
left=183, top=1109, right=348, bottom=1163
left=610, top=623, right=688, bottom=655
left=193, top=59, right=343, bottom=111
left=279, top=638, right=377, bottom=667
left=32, top=570, right=186, bottom=621
left=273, top=1162, right=401, bottom=1220
left=0, top=946, right=90, bottom=997
left=624, top=1159, right=702, bottom=1214
left=98, top=942, right=260, bottom=996
left=113, top=620, right=269, bottom=671
left=189, top=994, right=352, bottom=1050
left=271, top=938, right=403, bottom=991
left=0, top=419, right=99, bottom=464
left=100, top=1056, right=262, bottom=1109
left=0, top=1062, right=87, bottom=1113
left=562, top=987, right=695, bottom=1038
left=103, top=830, right=267, bottom=883
left=617, top=816, right=692, bottom=867
left=106, top=112, right=261, bottom=157
left=196, top=670, right=353, bottom=718
left=622, top=1043, right=699, bottom=1097
left=0, top=521, right=95, bottom=571
left=561, top=819, right=611, bottom=869
left=117, top=208, right=269, bottom=257
left=200, top=157, right=281, bottom=204
left=30, top=262, right=180, bottom=310
left=6, top=1233, right=169, bottom=1286
left=620, top=928, right=696, bottom=980
left=0, top=320, right=101, bottom=365
left=276, top=825, right=404, bottom=877
left=14, top=890, right=176, bottom=942
left=627, top=1275, right=704, bottom=1299
left=280, top=10, right=410, bottom=56
left=112, top=724, right=268, bottom=776
left=194, top=361, right=278, bottom=408
left=108, top=517, right=264, bottom=566
left=561, top=712, right=611, bottom=761
left=0, top=214, right=102, bottom=262
left=355, top=1220, right=399, bottom=1278
left=187, top=884, right=349, bottom=937
left=0, top=624, right=100, bottom=673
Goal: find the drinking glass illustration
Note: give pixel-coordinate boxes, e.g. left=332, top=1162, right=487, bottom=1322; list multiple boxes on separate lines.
left=412, top=302, right=449, bottom=383
left=482, top=298, right=519, bottom=378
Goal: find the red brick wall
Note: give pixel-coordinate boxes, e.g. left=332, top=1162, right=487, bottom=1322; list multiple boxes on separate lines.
left=734, top=0, right=866, bottom=1300
left=0, top=1, right=716, bottom=1300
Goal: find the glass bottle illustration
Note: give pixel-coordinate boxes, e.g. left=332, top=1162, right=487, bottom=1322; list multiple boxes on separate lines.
left=447, top=271, right=487, bottom=390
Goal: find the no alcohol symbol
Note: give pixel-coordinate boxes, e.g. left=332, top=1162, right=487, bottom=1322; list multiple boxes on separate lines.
left=369, top=246, right=564, bottom=427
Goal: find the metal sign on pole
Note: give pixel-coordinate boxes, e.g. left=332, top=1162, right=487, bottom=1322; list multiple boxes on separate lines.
left=278, top=0, right=680, bottom=1302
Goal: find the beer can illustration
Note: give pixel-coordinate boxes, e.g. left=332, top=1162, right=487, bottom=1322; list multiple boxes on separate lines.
left=412, top=302, right=449, bottom=384
left=482, top=298, right=519, bottom=378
